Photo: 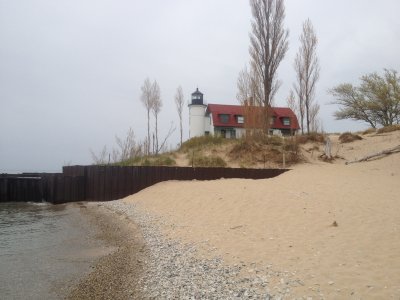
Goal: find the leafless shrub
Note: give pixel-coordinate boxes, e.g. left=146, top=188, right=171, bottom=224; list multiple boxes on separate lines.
left=90, top=128, right=145, bottom=165
left=229, top=137, right=301, bottom=166
left=90, top=145, right=109, bottom=165
left=112, top=127, right=143, bottom=162
left=362, top=128, right=376, bottom=135
left=156, top=122, right=176, bottom=154
left=295, top=133, right=325, bottom=144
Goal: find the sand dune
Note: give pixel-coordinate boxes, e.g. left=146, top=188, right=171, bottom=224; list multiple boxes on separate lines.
left=124, top=131, right=400, bottom=299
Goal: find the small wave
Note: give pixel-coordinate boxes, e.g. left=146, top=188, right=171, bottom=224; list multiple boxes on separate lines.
left=27, top=201, right=52, bottom=206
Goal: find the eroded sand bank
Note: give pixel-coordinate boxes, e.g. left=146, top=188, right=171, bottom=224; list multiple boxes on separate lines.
left=70, top=131, right=400, bottom=299
left=121, top=131, right=400, bottom=299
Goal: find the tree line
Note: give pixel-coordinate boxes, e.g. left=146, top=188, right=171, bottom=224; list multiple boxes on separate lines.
left=237, top=0, right=320, bottom=135
left=140, top=78, right=185, bottom=155
left=238, top=0, right=399, bottom=135
left=91, top=81, right=185, bottom=164
left=92, top=0, right=399, bottom=164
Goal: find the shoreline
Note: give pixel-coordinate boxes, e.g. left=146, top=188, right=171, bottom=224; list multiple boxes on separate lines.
left=65, top=161, right=400, bottom=299
left=65, top=131, right=400, bottom=299
left=70, top=200, right=286, bottom=299
left=0, top=202, right=116, bottom=300
left=67, top=203, right=148, bottom=300
left=94, top=200, right=289, bottom=299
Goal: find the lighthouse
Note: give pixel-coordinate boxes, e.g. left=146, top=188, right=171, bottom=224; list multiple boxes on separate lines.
left=188, top=88, right=207, bottom=138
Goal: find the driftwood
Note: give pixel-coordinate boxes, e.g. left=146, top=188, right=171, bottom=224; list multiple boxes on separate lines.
left=345, top=145, right=400, bottom=165
left=324, top=136, right=332, bottom=159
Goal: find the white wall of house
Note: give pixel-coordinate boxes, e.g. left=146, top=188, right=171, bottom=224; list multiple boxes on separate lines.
left=236, top=128, right=246, bottom=138
left=189, top=105, right=246, bottom=138
left=212, top=127, right=245, bottom=139
left=188, top=104, right=207, bottom=138
left=209, top=113, right=215, bottom=135
left=204, top=115, right=211, bottom=134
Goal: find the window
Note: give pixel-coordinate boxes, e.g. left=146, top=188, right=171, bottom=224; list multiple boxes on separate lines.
left=220, top=129, right=226, bottom=138
left=270, top=116, right=276, bottom=125
left=237, top=116, right=244, bottom=124
left=282, top=117, right=290, bottom=126
left=219, top=114, right=229, bottom=123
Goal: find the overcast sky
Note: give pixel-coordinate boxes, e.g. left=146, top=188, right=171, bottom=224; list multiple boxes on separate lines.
left=1, top=0, right=400, bottom=172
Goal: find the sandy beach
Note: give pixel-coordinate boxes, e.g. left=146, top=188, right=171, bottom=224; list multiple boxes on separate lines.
left=71, top=130, right=400, bottom=299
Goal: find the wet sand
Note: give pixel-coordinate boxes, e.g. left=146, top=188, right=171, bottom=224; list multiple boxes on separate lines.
left=67, top=203, right=148, bottom=300
left=0, top=202, right=113, bottom=300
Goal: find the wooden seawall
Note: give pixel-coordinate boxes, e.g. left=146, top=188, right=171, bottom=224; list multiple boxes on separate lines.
left=0, top=173, right=85, bottom=204
left=0, top=166, right=289, bottom=204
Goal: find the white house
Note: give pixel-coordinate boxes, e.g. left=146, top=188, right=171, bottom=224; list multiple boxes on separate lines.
left=188, top=88, right=300, bottom=139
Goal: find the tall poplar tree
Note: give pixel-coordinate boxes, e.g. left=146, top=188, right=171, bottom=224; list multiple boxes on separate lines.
left=294, top=19, right=320, bottom=134
left=140, top=78, right=153, bottom=155
left=249, top=0, right=289, bottom=133
left=174, top=86, right=184, bottom=147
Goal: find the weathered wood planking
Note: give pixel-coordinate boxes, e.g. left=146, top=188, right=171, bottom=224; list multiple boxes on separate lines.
left=0, top=166, right=288, bottom=204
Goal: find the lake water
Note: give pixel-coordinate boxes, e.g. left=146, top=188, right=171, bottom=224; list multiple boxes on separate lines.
left=0, top=202, right=107, bottom=299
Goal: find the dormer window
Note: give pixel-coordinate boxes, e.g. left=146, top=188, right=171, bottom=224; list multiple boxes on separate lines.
left=237, top=116, right=244, bottom=124
left=219, top=114, right=229, bottom=123
left=282, top=117, right=290, bottom=126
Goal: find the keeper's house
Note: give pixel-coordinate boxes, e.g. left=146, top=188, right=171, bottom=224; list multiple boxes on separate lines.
left=188, top=88, right=300, bottom=139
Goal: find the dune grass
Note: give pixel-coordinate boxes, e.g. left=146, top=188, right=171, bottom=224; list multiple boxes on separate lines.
left=377, top=125, right=400, bottom=134
left=339, top=132, right=363, bottom=143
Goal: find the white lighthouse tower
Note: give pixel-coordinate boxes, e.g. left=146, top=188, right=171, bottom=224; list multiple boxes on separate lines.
left=188, top=88, right=207, bottom=138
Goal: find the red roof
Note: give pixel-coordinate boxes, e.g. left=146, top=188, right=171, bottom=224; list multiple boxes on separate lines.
left=206, top=104, right=300, bottom=130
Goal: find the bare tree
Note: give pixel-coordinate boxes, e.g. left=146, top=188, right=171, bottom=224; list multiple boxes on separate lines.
left=140, top=78, right=153, bottom=155
left=151, top=80, right=162, bottom=154
left=175, top=86, right=184, bottom=147
left=90, top=128, right=145, bottom=165
left=236, top=65, right=263, bottom=137
left=113, top=127, right=143, bottom=162
left=294, top=19, right=320, bottom=134
left=157, top=122, right=176, bottom=153
left=286, top=89, right=297, bottom=117
left=293, top=62, right=305, bottom=134
left=309, top=102, right=321, bottom=132
left=236, top=66, right=253, bottom=137
left=249, top=0, right=289, bottom=133
left=237, top=65, right=253, bottom=105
